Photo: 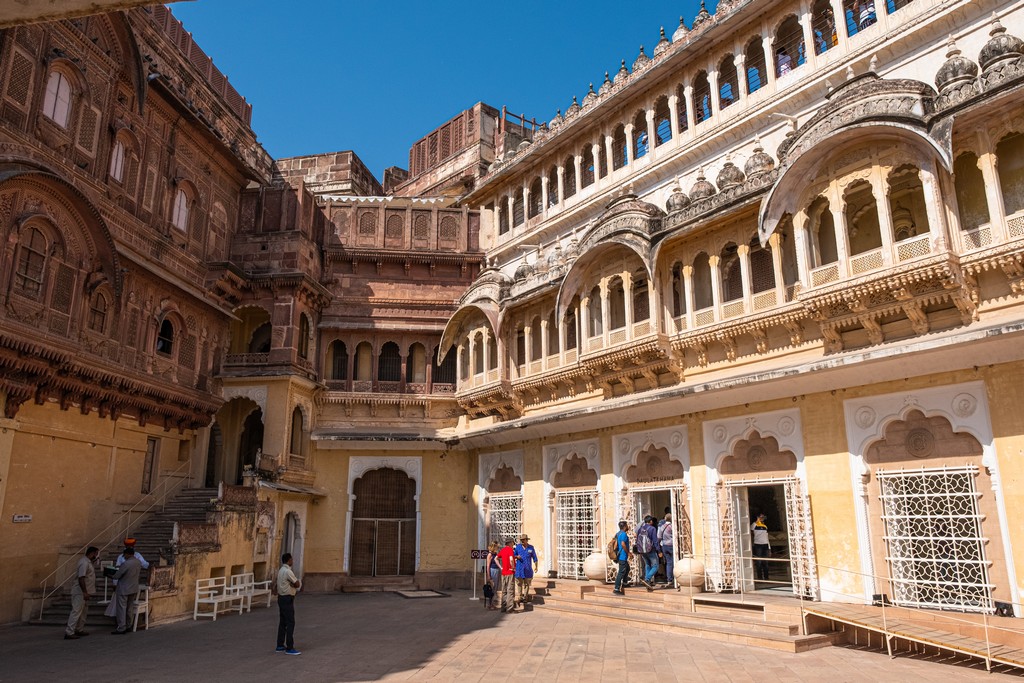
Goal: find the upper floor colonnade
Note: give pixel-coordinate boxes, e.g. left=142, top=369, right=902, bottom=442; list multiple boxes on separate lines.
left=477, top=0, right=952, bottom=246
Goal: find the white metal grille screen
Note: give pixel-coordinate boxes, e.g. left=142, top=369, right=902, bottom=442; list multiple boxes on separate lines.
left=784, top=478, right=820, bottom=599
left=556, top=490, right=599, bottom=579
left=702, top=485, right=737, bottom=592
left=487, top=493, right=523, bottom=546
left=878, top=466, right=993, bottom=613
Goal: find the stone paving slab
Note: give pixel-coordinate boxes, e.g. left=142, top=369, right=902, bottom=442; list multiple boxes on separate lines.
left=0, top=590, right=1017, bottom=682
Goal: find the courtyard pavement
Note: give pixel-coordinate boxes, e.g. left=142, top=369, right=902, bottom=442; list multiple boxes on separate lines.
left=1, top=590, right=1019, bottom=682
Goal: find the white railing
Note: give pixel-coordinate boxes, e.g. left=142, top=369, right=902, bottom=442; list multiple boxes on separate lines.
left=810, top=263, right=840, bottom=287
left=1008, top=212, right=1024, bottom=239
left=961, top=225, right=992, bottom=251
left=694, top=308, right=715, bottom=327
left=587, top=336, right=603, bottom=352
left=850, top=247, right=884, bottom=275
left=37, top=458, right=194, bottom=618
left=563, top=348, right=578, bottom=364
left=753, top=290, right=777, bottom=311
left=631, top=320, right=651, bottom=338
left=673, top=314, right=688, bottom=332
left=722, top=300, right=745, bottom=319
left=609, top=328, right=627, bottom=345
left=895, top=234, right=931, bottom=262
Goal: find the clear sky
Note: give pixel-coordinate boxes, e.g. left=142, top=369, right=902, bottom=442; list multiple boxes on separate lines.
left=171, top=0, right=713, bottom=181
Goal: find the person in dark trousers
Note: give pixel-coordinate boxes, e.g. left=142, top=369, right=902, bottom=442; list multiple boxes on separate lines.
left=111, top=547, right=141, bottom=634
left=276, top=553, right=301, bottom=655
left=752, top=513, right=771, bottom=582
left=613, top=521, right=632, bottom=595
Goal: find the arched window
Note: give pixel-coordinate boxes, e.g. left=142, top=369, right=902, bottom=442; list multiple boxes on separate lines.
left=719, top=55, right=738, bottom=109
left=693, top=71, right=712, bottom=124
left=812, top=0, right=838, bottom=54
left=297, top=314, right=310, bottom=359
left=249, top=322, right=271, bottom=353
left=473, top=332, right=484, bottom=374
left=528, top=177, right=543, bottom=218
left=14, top=226, right=47, bottom=297
left=608, top=277, right=626, bottom=330
left=547, top=167, right=559, bottom=208
left=547, top=312, right=558, bottom=356
left=612, top=124, right=627, bottom=170
left=497, top=200, right=509, bottom=235
left=515, top=326, right=526, bottom=369
left=997, top=132, right=1024, bottom=216
left=563, top=156, right=577, bottom=199
left=156, top=319, right=175, bottom=356
left=354, top=341, right=373, bottom=381
left=808, top=197, right=838, bottom=266
left=512, top=192, right=525, bottom=226
left=633, top=111, right=649, bottom=159
left=693, top=253, right=713, bottom=310
left=744, top=38, right=767, bottom=94
left=632, top=276, right=650, bottom=322
left=671, top=263, right=686, bottom=317
left=721, top=244, right=743, bottom=302
left=42, top=70, right=72, bottom=128
left=676, top=84, right=689, bottom=133
left=842, top=0, right=876, bottom=37
left=432, top=346, right=456, bottom=385
left=844, top=180, right=882, bottom=255
left=774, top=16, right=806, bottom=76
left=749, top=238, right=776, bottom=294
left=565, top=300, right=578, bottom=351
left=378, top=341, right=401, bottom=382
left=109, top=139, right=126, bottom=182
left=953, top=152, right=989, bottom=233
left=885, top=0, right=914, bottom=15
left=87, top=292, right=109, bottom=333
left=888, top=165, right=930, bottom=242
left=588, top=286, right=603, bottom=337
left=581, top=145, right=596, bottom=188
left=654, top=96, right=671, bottom=147
left=171, top=188, right=190, bottom=232
left=289, top=407, right=303, bottom=456
left=407, top=342, right=427, bottom=383
left=329, top=340, right=349, bottom=380
left=530, top=316, right=542, bottom=360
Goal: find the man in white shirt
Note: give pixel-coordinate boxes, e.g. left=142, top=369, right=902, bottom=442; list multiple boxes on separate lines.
left=65, top=546, right=98, bottom=640
left=275, top=553, right=301, bottom=655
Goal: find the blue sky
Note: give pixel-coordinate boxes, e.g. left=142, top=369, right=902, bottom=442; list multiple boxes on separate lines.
left=171, top=1, right=712, bottom=180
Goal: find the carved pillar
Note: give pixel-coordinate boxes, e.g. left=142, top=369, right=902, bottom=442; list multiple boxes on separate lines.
left=738, top=244, right=752, bottom=310
left=829, top=0, right=847, bottom=50
left=709, top=255, right=723, bottom=320
left=623, top=272, right=635, bottom=334
left=558, top=313, right=567, bottom=363
left=600, top=279, right=611, bottom=345
left=603, top=135, right=614, bottom=181
left=792, top=211, right=813, bottom=286
left=734, top=54, right=748, bottom=99
left=524, top=322, right=534, bottom=368
left=649, top=272, right=662, bottom=334
left=540, top=319, right=550, bottom=369
left=645, top=109, right=656, bottom=155
left=871, top=170, right=896, bottom=266
left=708, top=69, right=720, bottom=118
left=521, top=184, right=530, bottom=224
left=399, top=352, right=408, bottom=392
left=683, top=265, right=696, bottom=329
left=540, top=176, right=550, bottom=218
left=592, top=142, right=603, bottom=182
left=762, top=35, right=777, bottom=88
left=977, top=144, right=1007, bottom=242
left=456, top=345, right=464, bottom=385
left=829, top=182, right=851, bottom=277
left=506, top=194, right=515, bottom=231
left=581, top=295, right=592, bottom=342
left=482, top=329, right=491, bottom=375
left=346, top=350, right=355, bottom=392
left=624, top=123, right=635, bottom=167
left=573, top=154, right=583, bottom=194
left=556, top=166, right=565, bottom=205
left=919, top=160, right=949, bottom=252
left=683, top=85, right=696, bottom=131
left=668, top=94, right=681, bottom=139
left=800, top=6, right=816, bottom=68
left=769, top=232, right=787, bottom=302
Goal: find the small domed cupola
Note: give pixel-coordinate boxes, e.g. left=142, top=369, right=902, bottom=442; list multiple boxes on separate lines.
left=744, top=139, right=776, bottom=179
left=599, top=71, right=613, bottom=96
left=582, top=83, right=598, bottom=107
left=716, top=161, right=746, bottom=190
left=672, top=16, right=689, bottom=43
left=979, top=15, right=1023, bottom=73
left=614, top=59, right=630, bottom=83
left=935, top=36, right=979, bottom=92
left=654, top=27, right=671, bottom=57
left=633, top=45, right=651, bottom=72
left=666, top=185, right=691, bottom=213
left=690, top=171, right=717, bottom=200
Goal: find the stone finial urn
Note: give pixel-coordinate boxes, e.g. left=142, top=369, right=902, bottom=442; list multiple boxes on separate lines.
left=583, top=552, right=608, bottom=582
left=674, top=557, right=706, bottom=593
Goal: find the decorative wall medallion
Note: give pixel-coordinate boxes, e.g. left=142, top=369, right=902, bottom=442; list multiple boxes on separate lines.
left=952, top=393, right=977, bottom=418
left=905, top=428, right=936, bottom=458
left=778, top=416, right=796, bottom=436
left=619, top=438, right=631, bottom=455
left=713, top=425, right=728, bottom=443
left=854, top=406, right=876, bottom=429
left=646, top=458, right=662, bottom=477
left=670, top=431, right=684, bottom=448
left=570, top=463, right=584, bottom=484
left=748, top=446, right=767, bottom=470
left=587, top=444, right=598, bottom=458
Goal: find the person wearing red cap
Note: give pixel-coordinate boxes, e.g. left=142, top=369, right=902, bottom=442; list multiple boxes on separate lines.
left=104, top=539, right=149, bottom=619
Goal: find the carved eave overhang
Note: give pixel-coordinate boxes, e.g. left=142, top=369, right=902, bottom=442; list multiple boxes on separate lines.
left=578, top=336, right=676, bottom=399
left=456, top=380, right=521, bottom=421
left=670, top=302, right=807, bottom=367
left=243, top=272, right=332, bottom=310
left=798, top=253, right=977, bottom=353
left=324, top=245, right=484, bottom=273
left=319, top=391, right=455, bottom=419
left=462, top=0, right=760, bottom=202
left=204, top=261, right=247, bottom=310
left=439, top=279, right=504, bottom=362
left=0, top=333, right=219, bottom=428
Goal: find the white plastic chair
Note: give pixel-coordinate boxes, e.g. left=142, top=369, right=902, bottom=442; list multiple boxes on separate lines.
left=132, top=585, right=149, bottom=632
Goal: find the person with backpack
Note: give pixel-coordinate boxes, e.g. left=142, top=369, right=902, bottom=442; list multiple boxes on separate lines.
left=658, top=513, right=674, bottom=587
left=634, top=515, right=662, bottom=590
left=612, top=520, right=632, bottom=595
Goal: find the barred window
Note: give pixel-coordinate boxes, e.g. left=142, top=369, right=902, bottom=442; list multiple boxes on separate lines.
left=88, top=292, right=108, bottom=333
left=14, top=227, right=47, bottom=297
left=42, top=71, right=72, bottom=128
left=109, top=139, right=126, bottom=182
left=156, top=319, right=174, bottom=356
left=172, top=188, right=190, bottom=232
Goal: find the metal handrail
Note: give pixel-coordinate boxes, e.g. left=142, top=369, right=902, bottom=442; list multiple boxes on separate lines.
left=725, top=552, right=1023, bottom=672
left=36, top=458, right=193, bottom=618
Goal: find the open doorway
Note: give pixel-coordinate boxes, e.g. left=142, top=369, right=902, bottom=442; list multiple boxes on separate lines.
left=735, top=484, right=791, bottom=593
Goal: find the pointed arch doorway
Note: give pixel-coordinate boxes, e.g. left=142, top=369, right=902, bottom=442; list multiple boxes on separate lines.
left=350, top=468, right=417, bottom=577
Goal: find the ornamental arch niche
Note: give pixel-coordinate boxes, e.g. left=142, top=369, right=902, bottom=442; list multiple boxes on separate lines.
left=544, top=442, right=601, bottom=580
left=484, top=465, right=524, bottom=546
left=350, top=467, right=417, bottom=577
left=209, top=395, right=264, bottom=487
left=859, top=409, right=1008, bottom=613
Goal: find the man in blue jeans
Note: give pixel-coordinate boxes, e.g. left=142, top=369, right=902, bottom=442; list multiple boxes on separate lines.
left=635, top=515, right=662, bottom=590
left=613, top=520, right=632, bottom=595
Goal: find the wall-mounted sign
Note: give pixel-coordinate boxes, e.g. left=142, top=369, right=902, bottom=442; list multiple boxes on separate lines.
left=12, top=514, right=31, bottom=523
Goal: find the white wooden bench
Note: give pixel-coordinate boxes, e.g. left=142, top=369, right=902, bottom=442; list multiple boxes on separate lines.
left=193, top=577, right=244, bottom=621
left=228, top=572, right=272, bottom=612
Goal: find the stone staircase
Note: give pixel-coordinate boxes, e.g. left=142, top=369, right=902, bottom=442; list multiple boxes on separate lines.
left=339, top=576, right=419, bottom=593
left=531, top=579, right=838, bottom=653
left=31, top=487, right=218, bottom=627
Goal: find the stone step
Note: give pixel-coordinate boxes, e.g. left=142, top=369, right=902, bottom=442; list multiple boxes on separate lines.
left=536, top=599, right=836, bottom=653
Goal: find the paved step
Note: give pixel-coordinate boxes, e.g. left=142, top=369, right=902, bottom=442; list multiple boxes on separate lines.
left=340, top=576, right=418, bottom=593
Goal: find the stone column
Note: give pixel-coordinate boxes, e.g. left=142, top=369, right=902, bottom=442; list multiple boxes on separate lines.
left=870, top=170, right=896, bottom=266
left=558, top=313, right=567, bottom=363
left=648, top=274, right=661, bottom=334
left=399, top=352, right=408, bottom=392
left=603, top=135, right=614, bottom=181
left=540, top=176, right=550, bottom=218
left=919, top=161, right=949, bottom=252
left=506, top=194, right=515, bottom=231
left=645, top=109, right=656, bottom=154
left=540, top=319, right=550, bottom=368
left=977, top=148, right=1007, bottom=241
left=600, top=280, right=611, bottom=345
left=668, top=94, right=681, bottom=139
left=573, top=154, right=583, bottom=194
left=708, top=69, right=720, bottom=119
left=769, top=232, right=787, bottom=302
left=792, top=211, right=814, bottom=285
left=683, top=265, right=696, bottom=329
left=623, top=273, right=635, bottom=334
left=624, top=123, right=635, bottom=167
left=556, top=166, right=565, bottom=205
left=524, top=322, right=534, bottom=368
left=592, top=142, right=603, bottom=182
left=738, top=244, right=752, bottom=310
left=683, top=85, right=696, bottom=131
left=709, top=255, right=723, bottom=320
left=828, top=183, right=851, bottom=278
left=522, top=184, right=530, bottom=224
left=829, top=0, right=847, bottom=50
left=482, top=329, right=491, bottom=375
left=762, top=35, right=777, bottom=87
left=800, top=5, right=816, bottom=68
left=455, top=345, right=464, bottom=385
left=581, top=295, right=592, bottom=343
left=735, top=54, right=748, bottom=99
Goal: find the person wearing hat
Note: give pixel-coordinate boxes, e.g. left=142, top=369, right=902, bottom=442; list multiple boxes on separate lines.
left=513, top=534, right=538, bottom=607
left=104, top=538, right=150, bottom=619
left=110, top=547, right=142, bottom=634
